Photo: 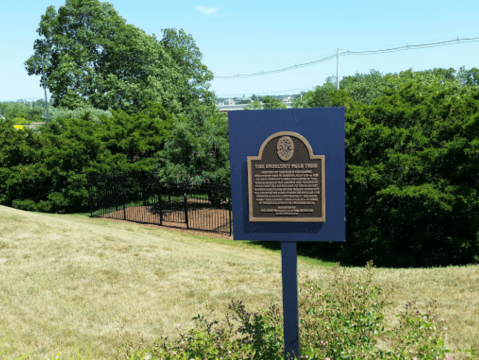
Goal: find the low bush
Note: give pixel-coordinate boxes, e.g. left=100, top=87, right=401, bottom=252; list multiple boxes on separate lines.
left=108, top=261, right=477, bottom=360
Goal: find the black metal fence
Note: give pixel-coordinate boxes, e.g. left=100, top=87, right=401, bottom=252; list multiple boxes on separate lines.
left=86, top=172, right=233, bottom=235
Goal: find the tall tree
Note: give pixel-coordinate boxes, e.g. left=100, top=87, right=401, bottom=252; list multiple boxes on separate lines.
left=152, top=105, right=230, bottom=206
left=24, top=0, right=214, bottom=115
left=294, top=67, right=479, bottom=109
left=153, top=105, right=229, bottom=187
left=161, top=28, right=214, bottom=112
left=262, top=95, right=287, bottom=109
left=292, top=77, right=337, bottom=108
left=338, top=70, right=387, bottom=105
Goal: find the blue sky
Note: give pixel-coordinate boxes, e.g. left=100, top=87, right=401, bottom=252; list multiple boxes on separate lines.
left=1, top=0, right=478, bottom=102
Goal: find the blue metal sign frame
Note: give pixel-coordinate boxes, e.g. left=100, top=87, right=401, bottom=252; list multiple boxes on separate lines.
left=228, top=108, right=346, bottom=360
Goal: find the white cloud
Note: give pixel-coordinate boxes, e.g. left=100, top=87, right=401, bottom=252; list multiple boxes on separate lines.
left=197, top=6, right=219, bottom=15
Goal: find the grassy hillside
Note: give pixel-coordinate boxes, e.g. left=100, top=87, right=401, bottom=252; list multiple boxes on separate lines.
left=0, top=205, right=478, bottom=359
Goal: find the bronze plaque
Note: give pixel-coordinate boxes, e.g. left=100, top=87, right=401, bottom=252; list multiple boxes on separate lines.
left=247, top=131, right=325, bottom=222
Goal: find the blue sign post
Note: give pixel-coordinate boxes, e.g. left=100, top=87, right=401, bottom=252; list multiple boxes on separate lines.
left=228, top=108, right=345, bottom=360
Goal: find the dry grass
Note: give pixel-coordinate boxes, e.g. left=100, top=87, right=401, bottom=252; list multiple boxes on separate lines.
left=0, top=204, right=478, bottom=360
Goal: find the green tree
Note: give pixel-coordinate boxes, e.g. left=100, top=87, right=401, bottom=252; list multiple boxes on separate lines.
left=1, top=102, right=29, bottom=121
left=0, top=101, right=46, bottom=124
left=262, top=95, right=287, bottom=109
left=24, top=0, right=213, bottom=115
left=152, top=105, right=230, bottom=206
left=382, top=67, right=479, bottom=100
left=244, top=100, right=263, bottom=110
left=294, top=67, right=479, bottom=110
left=338, top=70, right=387, bottom=105
left=292, top=77, right=337, bottom=108
left=160, top=28, right=214, bottom=112
left=461, top=67, right=479, bottom=86
left=320, top=77, right=479, bottom=267
left=0, top=101, right=174, bottom=213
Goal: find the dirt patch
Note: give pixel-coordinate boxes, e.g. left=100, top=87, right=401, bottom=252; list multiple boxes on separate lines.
left=93, top=199, right=233, bottom=240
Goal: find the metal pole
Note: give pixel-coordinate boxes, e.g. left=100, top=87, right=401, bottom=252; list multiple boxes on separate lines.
left=184, top=184, right=189, bottom=229
left=158, top=183, right=163, bottom=226
left=115, top=181, right=119, bottom=211
left=281, top=241, right=300, bottom=360
left=40, top=54, right=50, bottom=128
left=336, top=48, right=340, bottom=91
left=122, top=184, right=127, bottom=220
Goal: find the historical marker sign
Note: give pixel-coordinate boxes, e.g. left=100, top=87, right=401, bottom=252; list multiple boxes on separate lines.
left=248, top=131, right=325, bottom=222
left=228, top=108, right=345, bottom=360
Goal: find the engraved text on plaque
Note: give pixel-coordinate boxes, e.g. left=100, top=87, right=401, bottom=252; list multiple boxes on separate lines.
left=247, top=131, right=325, bottom=222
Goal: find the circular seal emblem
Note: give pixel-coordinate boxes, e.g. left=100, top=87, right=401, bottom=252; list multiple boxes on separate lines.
left=277, top=136, right=294, bottom=161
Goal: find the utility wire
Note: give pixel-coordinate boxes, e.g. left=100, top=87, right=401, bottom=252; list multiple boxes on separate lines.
left=214, top=36, right=479, bottom=79
left=215, top=54, right=337, bottom=79
left=215, top=87, right=315, bottom=97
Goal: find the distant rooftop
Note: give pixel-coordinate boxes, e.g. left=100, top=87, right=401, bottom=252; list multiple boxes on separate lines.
left=217, top=103, right=293, bottom=112
left=217, top=104, right=249, bottom=112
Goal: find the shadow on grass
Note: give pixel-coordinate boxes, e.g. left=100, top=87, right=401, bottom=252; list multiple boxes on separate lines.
left=244, top=240, right=342, bottom=266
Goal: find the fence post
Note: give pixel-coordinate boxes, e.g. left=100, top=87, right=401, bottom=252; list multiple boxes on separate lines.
left=184, top=183, right=189, bottom=229
left=158, top=182, right=163, bottom=226
left=121, top=181, right=127, bottom=220
left=143, top=182, right=147, bottom=207
left=115, top=181, right=118, bottom=212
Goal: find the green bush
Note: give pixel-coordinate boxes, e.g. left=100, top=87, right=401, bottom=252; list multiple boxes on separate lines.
left=109, top=261, right=474, bottom=360
left=0, top=100, right=46, bottom=123
left=0, top=102, right=174, bottom=214
left=48, top=106, right=113, bottom=127
left=298, top=70, right=479, bottom=268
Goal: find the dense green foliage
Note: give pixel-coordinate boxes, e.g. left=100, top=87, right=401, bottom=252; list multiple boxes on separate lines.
left=0, top=99, right=49, bottom=123
left=161, top=28, right=215, bottom=113
left=151, top=105, right=230, bottom=206
left=291, top=76, right=337, bottom=108
left=296, top=69, right=479, bottom=267
left=0, top=102, right=174, bottom=213
left=293, top=66, right=479, bottom=108
left=24, top=0, right=213, bottom=115
left=153, top=105, right=230, bottom=187
left=48, top=106, right=113, bottom=126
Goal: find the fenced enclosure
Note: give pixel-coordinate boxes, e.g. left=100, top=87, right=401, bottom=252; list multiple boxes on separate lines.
left=86, top=172, right=233, bottom=235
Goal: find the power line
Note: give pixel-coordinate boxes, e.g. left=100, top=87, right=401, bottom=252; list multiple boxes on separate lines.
left=214, top=36, right=479, bottom=79
left=214, top=54, right=336, bottom=79
left=343, top=36, right=478, bottom=55
left=215, top=87, right=316, bottom=98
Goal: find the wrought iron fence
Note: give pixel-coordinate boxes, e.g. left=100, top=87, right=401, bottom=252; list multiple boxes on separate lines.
left=86, top=172, right=233, bottom=235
